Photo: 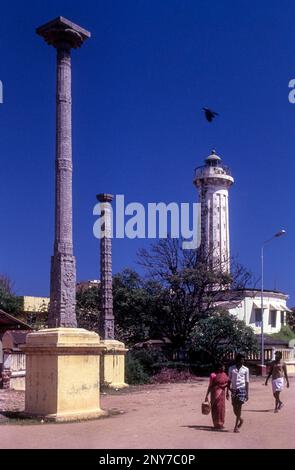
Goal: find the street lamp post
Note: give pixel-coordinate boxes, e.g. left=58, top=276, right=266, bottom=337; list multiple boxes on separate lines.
left=260, top=229, right=286, bottom=373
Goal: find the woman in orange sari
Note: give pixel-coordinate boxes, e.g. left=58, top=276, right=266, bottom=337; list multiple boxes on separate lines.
left=204, top=363, right=229, bottom=429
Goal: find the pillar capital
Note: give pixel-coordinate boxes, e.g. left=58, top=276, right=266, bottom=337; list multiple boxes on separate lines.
left=36, top=16, right=91, bottom=50
left=96, top=193, right=114, bottom=203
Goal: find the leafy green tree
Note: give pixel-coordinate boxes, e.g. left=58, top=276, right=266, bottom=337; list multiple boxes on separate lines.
left=0, top=275, right=22, bottom=314
left=75, top=269, right=155, bottom=345
left=113, top=269, right=156, bottom=345
left=76, top=284, right=101, bottom=332
left=75, top=240, right=253, bottom=352
left=138, top=238, right=252, bottom=349
left=189, top=313, right=258, bottom=365
left=287, top=308, right=295, bottom=333
left=271, top=325, right=295, bottom=341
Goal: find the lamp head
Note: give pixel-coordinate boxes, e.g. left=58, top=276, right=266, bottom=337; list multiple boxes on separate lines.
left=275, top=229, right=286, bottom=238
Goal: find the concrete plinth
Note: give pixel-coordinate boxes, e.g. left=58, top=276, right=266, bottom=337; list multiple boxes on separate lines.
left=21, top=328, right=107, bottom=422
left=100, top=340, right=128, bottom=389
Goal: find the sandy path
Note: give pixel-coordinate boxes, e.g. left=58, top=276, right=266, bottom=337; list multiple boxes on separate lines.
left=0, top=377, right=294, bottom=449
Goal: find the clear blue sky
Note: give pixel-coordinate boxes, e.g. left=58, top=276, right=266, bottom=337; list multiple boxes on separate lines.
left=0, top=0, right=294, bottom=303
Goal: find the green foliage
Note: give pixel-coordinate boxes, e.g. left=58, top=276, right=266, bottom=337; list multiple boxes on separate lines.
left=287, top=308, right=295, bottom=333
left=75, top=269, right=154, bottom=341
left=75, top=240, right=252, bottom=354
left=76, top=285, right=101, bottom=332
left=125, top=352, right=150, bottom=384
left=0, top=275, right=22, bottom=314
left=113, top=269, right=156, bottom=345
left=271, top=325, right=295, bottom=341
left=24, top=311, right=48, bottom=329
left=125, top=348, right=170, bottom=384
left=189, top=313, right=258, bottom=366
left=137, top=239, right=252, bottom=349
left=129, top=348, right=168, bottom=374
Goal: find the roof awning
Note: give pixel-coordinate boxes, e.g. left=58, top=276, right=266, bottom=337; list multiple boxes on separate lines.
left=269, top=303, right=281, bottom=311
left=253, top=302, right=268, bottom=309
left=267, top=303, right=292, bottom=313
left=280, top=305, right=292, bottom=313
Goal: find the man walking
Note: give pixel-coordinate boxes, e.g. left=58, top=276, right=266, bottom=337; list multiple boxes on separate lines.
left=265, top=351, right=290, bottom=413
left=228, top=353, right=249, bottom=433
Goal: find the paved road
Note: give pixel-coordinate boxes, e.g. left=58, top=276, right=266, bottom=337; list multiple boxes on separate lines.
left=0, top=377, right=294, bottom=449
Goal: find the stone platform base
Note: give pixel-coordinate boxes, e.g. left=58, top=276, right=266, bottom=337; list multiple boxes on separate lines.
left=21, top=408, right=108, bottom=423
left=21, top=328, right=106, bottom=422
left=100, top=340, right=128, bottom=389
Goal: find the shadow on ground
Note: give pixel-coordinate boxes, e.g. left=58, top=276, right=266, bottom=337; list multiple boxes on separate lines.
left=182, top=425, right=230, bottom=433
left=244, top=409, right=273, bottom=413
left=0, top=408, right=123, bottom=425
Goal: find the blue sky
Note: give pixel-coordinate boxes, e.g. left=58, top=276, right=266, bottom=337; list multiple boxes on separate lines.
left=0, top=0, right=294, bottom=302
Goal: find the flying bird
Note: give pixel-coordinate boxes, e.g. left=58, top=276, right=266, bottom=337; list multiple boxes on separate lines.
left=202, top=107, right=219, bottom=122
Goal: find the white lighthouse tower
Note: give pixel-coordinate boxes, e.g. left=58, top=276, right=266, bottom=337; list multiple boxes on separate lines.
left=193, top=149, right=234, bottom=272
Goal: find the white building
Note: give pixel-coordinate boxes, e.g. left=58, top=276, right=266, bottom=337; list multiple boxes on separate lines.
left=217, top=289, right=292, bottom=334
left=194, top=150, right=292, bottom=335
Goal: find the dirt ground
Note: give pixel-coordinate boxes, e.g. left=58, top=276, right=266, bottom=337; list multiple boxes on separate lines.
left=0, top=377, right=294, bottom=449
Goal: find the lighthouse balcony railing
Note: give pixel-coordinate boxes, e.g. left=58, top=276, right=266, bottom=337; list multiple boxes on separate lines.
left=194, top=164, right=232, bottom=178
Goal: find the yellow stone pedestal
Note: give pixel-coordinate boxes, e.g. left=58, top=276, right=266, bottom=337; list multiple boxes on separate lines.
left=21, top=328, right=107, bottom=422
left=100, top=340, right=128, bottom=389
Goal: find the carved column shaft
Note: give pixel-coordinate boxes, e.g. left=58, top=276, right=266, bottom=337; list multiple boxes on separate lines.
left=97, top=194, right=114, bottom=339
left=37, top=17, right=91, bottom=328
left=48, top=46, right=76, bottom=328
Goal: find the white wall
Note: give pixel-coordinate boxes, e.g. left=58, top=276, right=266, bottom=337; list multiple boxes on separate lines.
left=228, top=294, right=289, bottom=334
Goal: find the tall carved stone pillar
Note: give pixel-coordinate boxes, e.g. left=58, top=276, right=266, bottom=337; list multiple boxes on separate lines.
left=48, top=43, right=76, bottom=327
left=22, top=17, right=106, bottom=422
left=96, top=193, right=128, bottom=389
left=37, top=18, right=90, bottom=327
left=96, top=193, right=115, bottom=339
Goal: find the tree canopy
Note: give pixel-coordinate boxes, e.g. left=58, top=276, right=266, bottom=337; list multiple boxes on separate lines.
left=189, top=313, right=258, bottom=365
left=0, top=275, right=21, bottom=314
left=76, top=239, right=254, bottom=355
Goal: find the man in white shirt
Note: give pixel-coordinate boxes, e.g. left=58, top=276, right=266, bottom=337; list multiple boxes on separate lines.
left=228, top=353, right=249, bottom=433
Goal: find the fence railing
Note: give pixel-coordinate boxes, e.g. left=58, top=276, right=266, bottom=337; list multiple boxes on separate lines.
left=227, top=348, right=295, bottom=363
left=10, top=351, right=26, bottom=372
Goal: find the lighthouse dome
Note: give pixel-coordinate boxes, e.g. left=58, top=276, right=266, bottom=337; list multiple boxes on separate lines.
left=205, top=149, right=221, bottom=165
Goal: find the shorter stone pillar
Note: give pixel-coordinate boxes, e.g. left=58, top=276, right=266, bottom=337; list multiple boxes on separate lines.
left=21, top=328, right=107, bottom=421
left=100, top=340, right=128, bottom=389
left=96, top=194, right=128, bottom=389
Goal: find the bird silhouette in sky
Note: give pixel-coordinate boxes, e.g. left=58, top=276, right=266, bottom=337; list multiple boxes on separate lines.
left=202, top=107, right=219, bottom=122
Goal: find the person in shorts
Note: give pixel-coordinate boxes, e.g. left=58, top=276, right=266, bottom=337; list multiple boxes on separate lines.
left=265, top=351, right=290, bottom=413
left=228, top=353, right=249, bottom=433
